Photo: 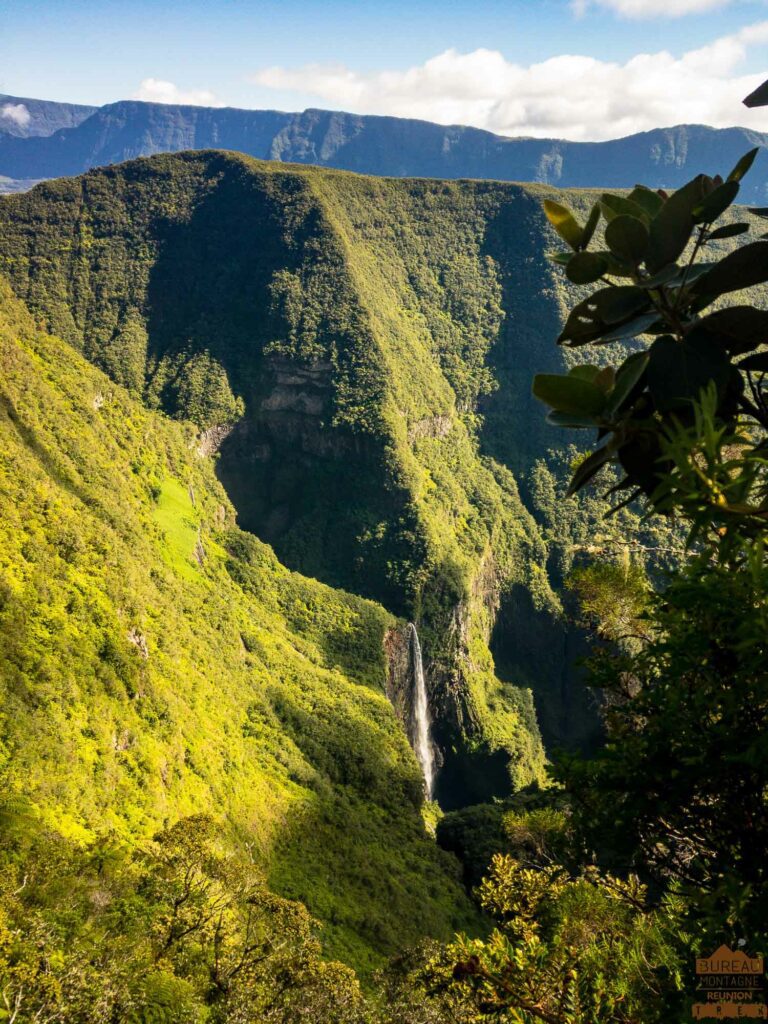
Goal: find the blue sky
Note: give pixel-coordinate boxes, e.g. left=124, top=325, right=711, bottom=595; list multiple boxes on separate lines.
left=1, top=0, right=767, bottom=139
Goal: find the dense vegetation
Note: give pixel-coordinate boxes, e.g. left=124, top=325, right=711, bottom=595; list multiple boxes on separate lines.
left=3, top=138, right=766, bottom=1019
left=0, top=152, right=713, bottom=804
left=0, top=276, right=480, bottom=980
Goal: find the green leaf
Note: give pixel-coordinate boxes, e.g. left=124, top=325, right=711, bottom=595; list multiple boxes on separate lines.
left=748, top=207, right=768, bottom=219
left=689, top=306, right=768, bottom=355
left=707, top=223, right=750, bottom=241
left=569, top=364, right=601, bottom=381
left=692, top=180, right=740, bottom=224
left=692, top=241, right=768, bottom=300
left=679, top=262, right=718, bottom=286
left=600, top=194, right=651, bottom=225
left=726, top=148, right=759, bottom=183
left=598, top=312, right=660, bottom=343
left=646, top=175, right=706, bottom=273
left=605, top=351, right=649, bottom=416
left=557, top=287, right=651, bottom=346
left=588, top=250, right=635, bottom=277
left=547, top=250, right=573, bottom=266
left=543, top=200, right=584, bottom=250
left=605, top=215, right=649, bottom=264
left=546, top=410, right=598, bottom=428
left=627, top=186, right=665, bottom=219
left=594, top=365, right=616, bottom=392
left=618, top=433, right=664, bottom=498
left=566, top=445, right=613, bottom=497
left=566, top=251, right=608, bottom=284
left=596, top=286, right=650, bottom=324
left=639, top=264, right=681, bottom=289
left=647, top=333, right=730, bottom=412
left=532, top=373, right=607, bottom=415
left=580, top=203, right=602, bottom=249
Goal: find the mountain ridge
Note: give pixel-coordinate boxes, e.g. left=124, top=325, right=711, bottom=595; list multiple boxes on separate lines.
left=0, top=151, right=560, bottom=809
left=1, top=93, right=766, bottom=200
left=0, top=92, right=96, bottom=138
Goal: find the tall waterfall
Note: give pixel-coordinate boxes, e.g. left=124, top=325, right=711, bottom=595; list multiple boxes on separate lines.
left=407, top=623, right=436, bottom=799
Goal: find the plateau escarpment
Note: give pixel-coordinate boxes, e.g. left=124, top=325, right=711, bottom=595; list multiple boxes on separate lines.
left=0, top=94, right=766, bottom=203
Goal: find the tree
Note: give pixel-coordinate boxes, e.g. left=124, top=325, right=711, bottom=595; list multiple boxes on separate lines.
left=532, top=148, right=768, bottom=538
left=449, top=142, right=768, bottom=1020
left=447, top=821, right=683, bottom=1023
left=0, top=813, right=368, bottom=1024
left=531, top=148, right=768, bottom=956
left=554, top=549, right=768, bottom=949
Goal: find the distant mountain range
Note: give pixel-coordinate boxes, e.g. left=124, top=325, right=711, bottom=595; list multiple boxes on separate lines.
left=1, top=92, right=766, bottom=199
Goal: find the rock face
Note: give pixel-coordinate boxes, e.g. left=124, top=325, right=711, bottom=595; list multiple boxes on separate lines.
left=196, top=423, right=234, bottom=457
left=384, top=625, right=411, bottom=730
left=1, top=93, right=766, bottom=202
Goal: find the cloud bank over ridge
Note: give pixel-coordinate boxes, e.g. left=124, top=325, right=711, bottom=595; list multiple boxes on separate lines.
left=250, top=21, right=768, bottom=141
left=133, top=79, right=222, bottom=107
left=1, top=103, right=31, bottom=127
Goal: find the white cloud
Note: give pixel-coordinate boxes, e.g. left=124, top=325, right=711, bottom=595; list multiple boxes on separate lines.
left=249, top=21, right=768, bottom=141
left=573, top=0, right=732, bottom=17
left=133, top=78, right=222, bottom=107
left=1, top=102, right=31, bottom=127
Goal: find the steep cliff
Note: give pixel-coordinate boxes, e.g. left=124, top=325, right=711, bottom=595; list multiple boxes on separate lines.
left=0, top=92, right=96, bottom=139
left=0, top=151, right=579, bottom=803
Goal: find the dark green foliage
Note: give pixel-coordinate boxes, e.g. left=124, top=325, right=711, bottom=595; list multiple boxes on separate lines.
left=526, top=147, right=768, bottom=1016
left=436, top=788, right=568, bottom=889
left=171, top=351, right=244, bottom=429
left=437, top=803, right=511, bottom=889
left=534, top=151, right=768, bottom=512
left=96, top=310, right=148, bottom=394
left=446, top=814, right=684, bottom=1022
left=557, top=548, right=768, bottom=950
left=0, top=812, right=371, bottom=1023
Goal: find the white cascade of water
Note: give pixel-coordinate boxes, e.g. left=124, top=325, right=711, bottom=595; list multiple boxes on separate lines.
left=407, top=623, right=436, bottom=800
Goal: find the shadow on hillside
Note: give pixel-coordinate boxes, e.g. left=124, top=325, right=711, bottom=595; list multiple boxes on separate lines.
left=251, top=680, right=483, bottom=976
left=490, top=584, right=601, bottom=756
left=477, top=196, right=602, bottom=754
left=477, top=188, right=569, bottom=484
left=143, top=165, right=413, bottom=615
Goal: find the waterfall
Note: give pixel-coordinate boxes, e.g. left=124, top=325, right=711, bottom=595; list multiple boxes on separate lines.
left=407, top=623, right=436, bottom=799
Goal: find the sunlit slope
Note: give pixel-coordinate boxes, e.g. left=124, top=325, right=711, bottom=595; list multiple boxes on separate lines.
left=0, top=277, right=478, bottom=972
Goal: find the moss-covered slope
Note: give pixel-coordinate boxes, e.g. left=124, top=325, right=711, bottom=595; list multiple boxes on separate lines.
left=0, top=277, right=479, bottom=973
